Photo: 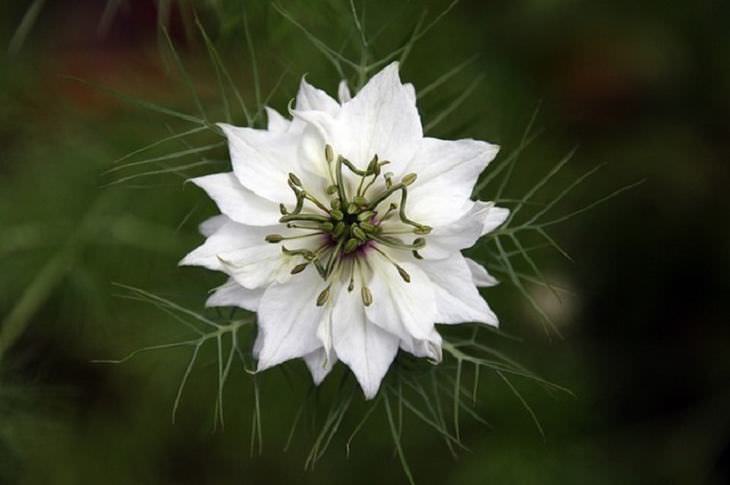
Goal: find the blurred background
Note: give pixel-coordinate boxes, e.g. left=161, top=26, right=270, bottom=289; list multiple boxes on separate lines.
left=1, top=0, right=728, bottom=483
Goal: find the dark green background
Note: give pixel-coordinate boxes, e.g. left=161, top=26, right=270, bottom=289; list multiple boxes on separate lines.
left=1, top=1, right=728, bottom=483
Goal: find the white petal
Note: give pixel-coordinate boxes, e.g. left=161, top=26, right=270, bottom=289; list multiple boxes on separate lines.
left=199, top=215, right=228, bottom=237
left=219, top=123, right=299, bottom=205
left=265, top=106, right=290, bottom=132
left=418, top=254, right=498, bottom=326
left=407, top=137, right=499, bottom=226
left=256, top=266, right=331, bottom=371
left=303, top=348, right=336, bottom=385
left=365, top=251, right=437, bottom=340
left=206, top=278, right=264, bottom=312
left=337, top=80, right=351, bottom=103
left=296, top=76, right=341, bottom=113
left=419, top=201, right=509, bottom=259
left=297, top=62, right=422, bottom=175
left=180, top=219, right=307, bottom=289
left=332, top=289, right=399, bottom=399
left=399, top=328, right=443, bottom=362
left=481, top=205, right=510, bottom=236
left=465, top=257, right=499, bottom=287
left=190, top=173, right=281, bottom=226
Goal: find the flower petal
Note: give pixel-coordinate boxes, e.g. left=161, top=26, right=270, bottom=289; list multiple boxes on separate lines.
left=180, top=219, right=308, bottom=289
left=190, top=173, right=281, bottom=226
left=206, top=278, right=264, bottom=311
left=399, top=328, right=443, bottom=362
left=481, top=205, right=510, bottom=236
left=418, top=254, right=498, bottom=326
left=365, top=251, right=437, bottom=340
left=265, top=106, right=290, bottom=132
left=219, top=123, right=300, bottom=205
left=296, top=62, right=422, bottom=175
left=407, top=137, right=499, bottom=226
left=256, top=266, right=331, bottom=371
left=199, top=215, right=228, bottom=237
left=465, top=257, right=499, bottom=287
left=419, top=201, right=509, bottom=259
left=296, top=76, right=341, bottom=113
left=337, top=80, right=351, bottom=103
left=332, top=289, right=399, bottom=399
left=303, top=347, right=336, bottom=385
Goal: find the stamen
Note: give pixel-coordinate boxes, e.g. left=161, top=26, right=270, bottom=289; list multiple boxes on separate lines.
left=280, top=213, right=330, bottom=224
left=301, top=191, right=331, bottom=213
left=372, top=246, right=412, bottom=284
left=288, top=172, right=302, bottom=187
left=316, top=286, right=331, bottom=306
left=344, top=238, right=360, bottom=254
left=361, top=287, right=373, bottom=306
left=275, top=148, right=432, bottom=291
left=397, top=265, right=411, bottom=283
left=291, top=263, right=308, bottom=274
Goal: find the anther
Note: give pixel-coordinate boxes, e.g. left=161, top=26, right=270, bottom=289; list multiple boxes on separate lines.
left=359, top=221, right=377, bottom=233
left=291, top=263, right=308, bottom=274
left=333, top=222, right=346, bottom=238
left=346, top=203, right=358, bottom=214
left=331, top=209, right=344, bottom=221
left=279, top=203, right=288, bottom=215
left=353, top=195, right=368, bottom=206
left=344, top=238, right=360, bottom=253
left=414, top=225, right=432, bottom=235
left=265, top=234, right=284, bottom=243
left=412, top=250, right=423, bottom=260
left=325, top=144, right=334, bottom=163
left=361, top=287, right=373, bottom=306
left=288, top=172, right=302, bottom=187
left=330, top=198, right=341, bottom=210
left=413, top=237, right=426, bottom=248
left=316, top=286, right=330, bottom=306
left=321, top=222, right=334, bottom=232
left=326, top=185, right=338, bottom=195
left=396, top=265, right=411, bottom=283
left=357, top=210, right=374, bottom=222
left=402, top=173, right=417, bottom=186
left=352, top=226, right=367, bottom=241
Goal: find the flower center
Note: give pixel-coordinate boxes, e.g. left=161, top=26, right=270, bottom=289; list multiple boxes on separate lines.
left=265, top=145, right=431, bottom=307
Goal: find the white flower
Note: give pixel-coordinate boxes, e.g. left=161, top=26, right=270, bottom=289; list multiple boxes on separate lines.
left=181, top=62, right=509, bottom=399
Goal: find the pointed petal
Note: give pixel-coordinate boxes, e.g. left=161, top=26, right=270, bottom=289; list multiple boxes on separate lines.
left=295, top=76, right=341, bottom=113
left=180, top=219, right=307, bottom=289
left=419, top=201, right=508, bottom=259
left=465, top=257, right=499, bottom=287
left=199, top=215, right=228, bottom=237
left=481, top=205, right=510, bottom=236
left=418, top=254, right=498, bottom=326
left=337, top=80, right=351, bottom=103
left=332, top=289, right=399, bottom=399
left=365, top=251, right=437, bottom=340
left=190, top=173, right=281, bottom=226
left=407, top=137, right=499, bottom=226
left=296, top=62, right=422, bottom=175
left=265, top=106, right=290, bottom=132
left=218, top=123, right=299, bottom=205
left=303, top=347, right=336, bottom=385
left=256, top=266, right=330, bottom=370
left=399, top=327, right=442, bottom=362
left=206, top=278, right=264, bottom=311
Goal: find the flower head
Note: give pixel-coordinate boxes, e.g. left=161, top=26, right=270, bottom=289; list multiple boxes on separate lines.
left=181, top=62, right=509, bottom=398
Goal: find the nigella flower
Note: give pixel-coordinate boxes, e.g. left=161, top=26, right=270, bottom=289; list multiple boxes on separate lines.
left=181, top=62, right=509, bottom=398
